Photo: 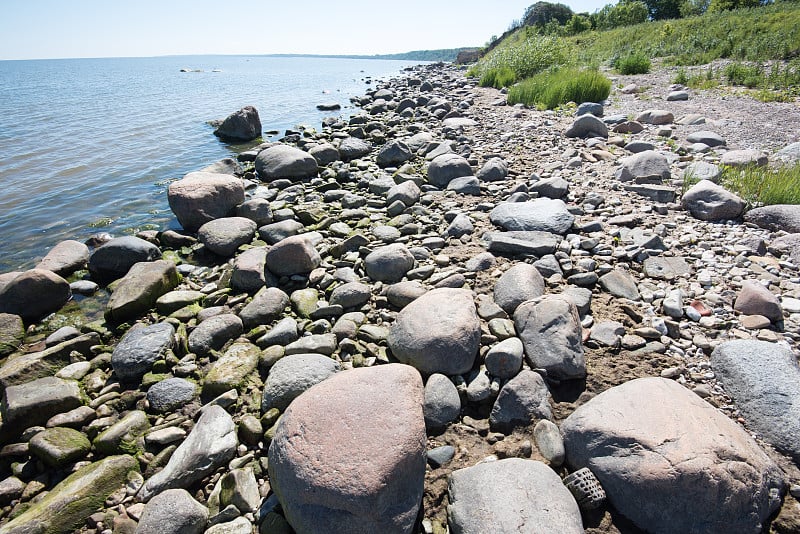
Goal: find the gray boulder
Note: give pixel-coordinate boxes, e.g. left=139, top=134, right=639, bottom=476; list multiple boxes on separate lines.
left=576, top=102, right=603, bottom=116
left=187, top=314, right=243, bottom=356
left=490, top=199, right=575, bottom=235
left=255, top=144, right=318, bottom=181
left=198, top=217, right=257, bottom=257
left=214, top=106, right=261, bottom=141
left=490, top=369, right=552, bottom=432
left=0, top=269, right=71, bottom=322
left=309, top=143, right=340, bottom=166
left=773, top=141, right=800, bottom=166
left=423, top=373, right=461, bottom=430
left=493, top=263, right=545, bottom=315
left=258, top=219, right=305, bottom=245
left=721, top=149, right=768, bottom=167
left=427, top=154, right=473, bottom=188
left=256, top=316, right=299, bottom=348
left=476, top=158, right=508, bottom=182
left=615, top=150, right=671, bottom=183
left=386, top=180, right=421, bottom=207
left=744, top=204, right=800, bottom=233
left=514, top=296, right=585, bottom=380
left=167, top=171, right=245, bottom=232
left=338, top=137, right=371, bottom=161
left=1, top=376, right=82, bottom=428
left=329, top=282, right=371, bottom=309
left=147, top=377, right=197, bottom=413
left=683, top=161, right=721, bottom=183
left=236, top=197, right=273, bottom=226
left=448, top=458, right=582, bottom=534
left=239, top=286, right=290, bottom=329
left=635, top=109, right=674, bottom=125
left=136, top=488, right=208, bottom=534
left=139, top=405, right=238, bottom=501
left=484, top=337, right=524, bottom=379
left=483, top=231, right=559, bottom=257
left=265, top=235, right=321, bottom=277
left=529, top=176, right=569, bottom=199
left=388, top=288, right=480, bottom=376
left=682, top=180, right=745, bottom=221
left=712, top=340, right=800, bottom=461
left=364, top=243, right=415, bottom=283
left=88, top=236, right=162, bottom=283
left=231, top=246, right=268, bottom=292
left=262, top=353, right=340, bottom=411
left=112, top=322, right=175, bottom=382
left=105, top=260, right=180, bottom=323
left=562, top=377, right=784, bottom=534
left=376, top=140, right=413, bottom=167
left=686, top=130, right=726, bottom=147
left=268, top=364, right=426, bottom=534
left=35, top=240, right=89, bottom=276
left=565, top=114, right=608, bottom=138
left=447, top=176, right=480, bottom=196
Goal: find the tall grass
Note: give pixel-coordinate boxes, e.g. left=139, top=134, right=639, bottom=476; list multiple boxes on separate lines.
left=469, top=34, right=573, bottom=81
left=720, top=164, right=800, bottom=206
left=615, top=52, right=652, bottom=74
left=479, top=67, right=517, bottom=89
left=507, top=67, right=611, bottom=109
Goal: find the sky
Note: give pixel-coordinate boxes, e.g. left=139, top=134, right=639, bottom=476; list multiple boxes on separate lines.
left=0, top=0, right=608, bottom=60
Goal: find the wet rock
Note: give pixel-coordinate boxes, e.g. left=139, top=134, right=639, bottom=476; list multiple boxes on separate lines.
left=364, top=243, right=415, bottom=283
left=136, top=488, right=208, bottom=534
left=35, top=239, right=89, bottom=276
left=0, top=269, right=71, bottom=322
left=448, top=458, right=582, bottom=534
left=265, top=235, right=321, bottom=277
left=214, top=105, right=261, bottom=141
left=562, top=377, right=784, bottom=534
left=490, top=199, right=575, bottom=235
left=427, top=153, right=473, bottom=188
left=262, top=353, right=340, bottom=411
left=388, top=288, right=480, bottom=376
left=682, top=180, right=745, bottom=221
left=105, top=260, right=180, bottom=323
left=734, top=281, right=783, bottom=323
left=188, top=314, right=243, bottom=356
left=255, top=144, right=318, bottom=181
left=423, top=373, right=461, bottom=431
left=744, top=204, right=800, bottom=233
left=167, top=171, right=245, bottom=232
left=490, top=369, right=552, bottom=432
left=198, top=217, right=257, bottom=257
left=268, top=364, right=425, bottom=534
left=112, top=322, right=175, bottom=382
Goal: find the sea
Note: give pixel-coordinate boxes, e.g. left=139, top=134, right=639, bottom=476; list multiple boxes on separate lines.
left=0, top=55, right=424, bottom=273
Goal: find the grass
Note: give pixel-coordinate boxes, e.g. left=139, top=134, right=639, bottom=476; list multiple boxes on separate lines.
left=673, top=68, right=689, bottom=85
left=507, top=67, right=611, bottom=109
left=684, top=163, right=800, bottom=206
left=468, top=33, right=573, bottom=81
left=615, top=52, right=652, bottom=74
left=479, top=66, right=516, bottom=89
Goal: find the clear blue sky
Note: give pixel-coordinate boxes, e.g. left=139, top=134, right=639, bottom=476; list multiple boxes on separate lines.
left=0, top=0, right=607, bottom=60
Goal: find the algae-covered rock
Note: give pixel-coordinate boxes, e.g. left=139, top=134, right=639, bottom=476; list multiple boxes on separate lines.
left=0, top=455, right=138, bottom=534
left=93, top=410, right=150, bottom=455
left=105, top=260, right=180, bottom=323
left=0, top=313, right=24, bottom=357
left=29, top=427, right=91, bottom=468
left=202, top=341, right=260, bottom=399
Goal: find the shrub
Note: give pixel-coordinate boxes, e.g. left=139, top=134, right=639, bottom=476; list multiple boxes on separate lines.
left=615, top=52, right=652, bottom=74
left=673, top=68, right=689, bottom=85
left=479, top=67, right=517, bottom=88
left=724, top=62, right=764, bottom=87
left=507, top=67, right=612, bottom=109
left=721, top=163, right=800, bottom=206
left=473, top=34, right=573, bottom=81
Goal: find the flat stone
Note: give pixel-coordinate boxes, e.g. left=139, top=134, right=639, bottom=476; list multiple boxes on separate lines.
left=0, top=313, right=24, bottom=357
left=490, top=199, right=575, bottom=235
left=29, top=427, right=91, bottom=468
left=643, top=256, right=691, bottom=280
left=745, top=205, right=800, bottom=233
left=598, top=270, right=640, bottom=300
left=112, top=322, right=175, bottom=382
left=1, top=376, right=82, bottom=428
left=482, top=231, right=559, bottom=257
left=635, top=109, right=674, bottom=125
left=490, top=369, right=552, bottom=432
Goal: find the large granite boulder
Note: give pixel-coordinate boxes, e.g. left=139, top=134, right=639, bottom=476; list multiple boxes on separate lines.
left=213, top=105, right=261, bottom=141
left=197, top=216, right=257, bottom=257
left=427, top=154, right=473, bottom=188
left=712, top=340, right=800, bottom=461
left=682, top=180, right=745, bottom=221
left=111, top=322, right=175, bottom=382
left=167, top=171, right=245, bottom=232
left=448, top=459, right=582, bottom=534
left=514, top=296, right=585, bottom=380
left=744, top=204, right=800, bottom=233
left=35, top=239, right=89, bottom=276
left=388, top=288, right=480, bottom=376
left=562, top=377, right=784, bottom=534
left=268, top=364, right=426, bottom=534
left=0, top=269, right=71, bottom=322
left=88, top=236, right=162, bottom=283
left=256, top=144, right=318, bottom=181
left=490, top=199, right=574, bottom=235
left=105, top=260, right=180, bottom=323
left=262, top=353, right=340, bottom=412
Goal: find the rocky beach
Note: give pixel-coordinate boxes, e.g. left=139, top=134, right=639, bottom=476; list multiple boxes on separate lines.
left=1, top=60, right=800, bottom=533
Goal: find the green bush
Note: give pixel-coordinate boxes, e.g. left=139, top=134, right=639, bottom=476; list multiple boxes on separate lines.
left=673, top=68, right=689, bottom=85
left=470, top=34, right=573, bottom=81
left=507, top=67, right=612, bottom=109
left=479, top=67, right=517, bottom=88
left=724, top=62, right=764, bottom=87
left=615, top=52, right=652, bottom=74
left=721, top=163, right=800, bottom=206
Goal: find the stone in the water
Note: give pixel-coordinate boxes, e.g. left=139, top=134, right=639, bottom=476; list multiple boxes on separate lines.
left=136, top=488, right=208, bottom=534
left=255, top=144, right=318, bottom=181
left=88, top=235, right=162, bottom=283
left=490, top=369, right=552, bottom=432
left=269, top=364, right=425, bottom=534
left=490, top=198, right=575, bottom=235
left=744, top=204, right=800, bottom=233
left=167, top=171, right=245, bottom=232
left=388, top=288, right=480, bottom=376
left=681, top=180, right=745, bottom=221
left=562, top=377, right=784, bottom=534
left=423, top=373, right=461, bottom=431
left=427, top=153, right=473, bottom=189
left=35, top=239, right=89, bottom=276
left=214, top=105, right=261, bottom=141
left=448, top=458, right=583, bottom=534
left=198, top=217, right=257, bottom=257
left=493, top=263, right=545, bottom=315
left=265, top=235, right=321, bottom=277
left=734, top=281, right=783, bottom=323
left=112, top=322, right=175, bottom=382
left=514, top=296, right=585, bottom=380
left=105, top=260, right=180, bottom=323
left=262, top=353, right=340, bottom=411
left=0, top=269, right=71, bottom=322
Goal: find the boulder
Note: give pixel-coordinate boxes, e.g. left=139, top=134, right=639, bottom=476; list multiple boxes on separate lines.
left=0, top=333, right=98, bottom=391
left=476, top=158, right=508, bottom=182
left=197, top=217, right=257, bottom=257
left=309, top=143, right=340, bottom=166
left=565, top=114, right=608, bottom=138
left=138, top=405, right=237, bottom=501
left=231, top=246, right=268, bottom=292
left=448, top=459, right=583, bottom=534
left=773, top=141, right=800, bottom=166
left=493, top=263, right=545, bottom=315
left=168, top=171, right=245, bottom=232
left=1, top=376, right=82, bottom=428
left=562, top=377, right=784, bottom=534
left=261, top=353, right=340, bottom=412
left=268, top=364, right=426, bottom=534
left=376, top=140, right=413, bottom=167
left=711, top=340, right=800, bottom=461
left=635, top=109, right=674, bottom=125
left=514, top=296, right=585, bottom=380
left=214, top=105, right=261, bottom=141
left=35, top=239, right=89, bottom=276
left=364, top=243, right=415, bottom=283
left=686, top=130, right=726, bottom=147
left=105, top=260, right=180, bottom=323
left=338, top=137, right=372, bottom=161
left=734, top=281, right=783, bottom=323
left=386, top=180, right=421, bottom=207
left=88, top=236, right=162, bottom=283
left=598, top=269, right=640, bottom=300
left=188, top=314, right=243, bottom=356
left=239, top=286, right=290, bottom=329
left=744, top=204, right=800, bottom=233
left=490, top=199, right=575, bottom=235
left=258, top=219, right=304, bottom=245
left=146, top=377, right=197, bottom=413
left=136, top=488, right=208, bottom=534
left=423, top=373, right=461, bottom=431
left=681, top=180, right=745, bottom=221
left=721, top=149, right=768, bottom=167
left=236, top=197, right=273, bottom=226
left=265, top=235, right=321, bottom=277
left=529, top=176, right=569, bottom=199
left=388, top=288, right=480, bottom=376
left=489, top=369, right=552, bottom=432
left=427, top=154, right=473, bottom=188
left=203, top=341, right=261, bottom=398
left=0, top=313, right=24, bottom=357
left=329, top=282, right=371, bottom=309
left=615, top=150, right=671, bottom=183
left=0, top=455, right=139, bottom=534
left=683, top=161, right=721, bottom=183
left=0, top=269, right=71, bottom=322
left=255, top=144, right=318, bottom=181
left=112, top=322, right=175, bottom=382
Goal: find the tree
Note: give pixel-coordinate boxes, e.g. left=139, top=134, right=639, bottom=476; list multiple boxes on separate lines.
left=707, top=0, right=761, bottom=11
left=680, top=0, right=711, bottom=16
left=594, top=0, right=649, bottom=29
left=642, top=0, right=684, bottom=19
left=523, top=2, right=575, bottom=27
left=565, top=13, right=593, bottom=34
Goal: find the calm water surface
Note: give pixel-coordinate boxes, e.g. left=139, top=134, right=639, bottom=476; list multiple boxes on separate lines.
left=0, top=55, right=422, bottom=272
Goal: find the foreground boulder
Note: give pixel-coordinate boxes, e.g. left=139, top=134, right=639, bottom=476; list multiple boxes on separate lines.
left=682, top=180, right=745, bottom=221
left=138, top=405, right=237, bottom=501
left=0, top=455, right=138, bottom=534
left=744, top=204, right=800, bottom=233
left=0, top=269, right=71, bottom=322
left=448, top=458, right=582, bottom=533
left=88, top=236, right=162, bottom=283
left=167, top=171, right=245, bottom=232
left=35, top=239, right=89, bottom=276
left=388, top=288, right=480, bottom=375
left=269, top=364, right=426, bottom=534
left=213, top=105, right=261, bottom=141
left=105, top=260, right=180, bottom=323
left=712, top=340, right=800, bottom=461
left=562, top=377, right=784, bottom=534
left=255, top=144, right=318, bottom=181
